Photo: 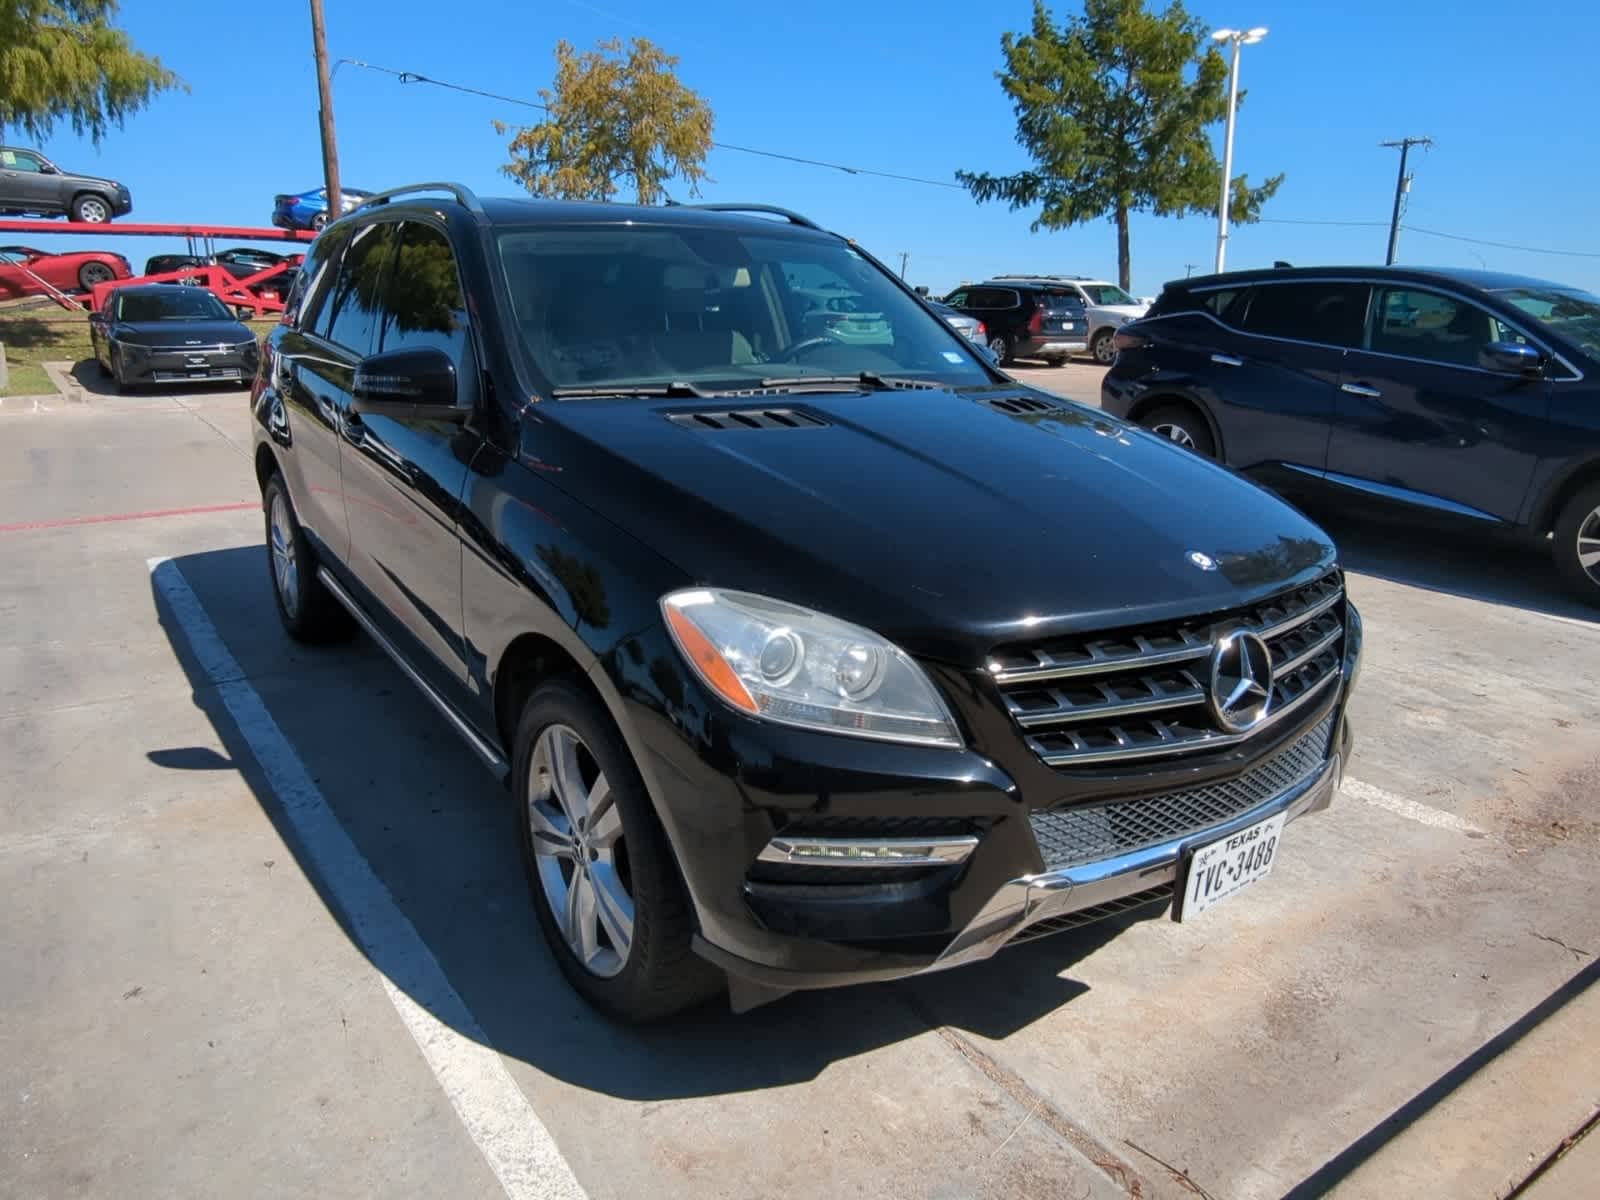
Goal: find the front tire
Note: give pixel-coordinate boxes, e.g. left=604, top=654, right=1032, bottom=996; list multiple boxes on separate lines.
left=515, top=681, right=720, bottom=1022
left=71, top=194, right=111, bottom=223
left=262, top=474, right=353, bottom=643
left=1553, top=482, right=1600, bottom=608
left=1139, top=403, right=1217, bottom=458
left=1091, top=328, right=1117, bottom=365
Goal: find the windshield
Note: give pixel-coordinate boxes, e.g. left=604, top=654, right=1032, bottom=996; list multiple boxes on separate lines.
left=1080, top=283, right=1137, bottom=306
left=117, top=289, right=233, bottom=322
left=1495, top=287, right=1600, bottom=359
left=496, top=225, right=992, bottom=392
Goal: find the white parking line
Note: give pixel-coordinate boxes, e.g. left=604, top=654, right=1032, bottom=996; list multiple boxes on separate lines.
left=148, top=557, right=586, bottom=1200
left=1341, top=777, right=1485, bottom=836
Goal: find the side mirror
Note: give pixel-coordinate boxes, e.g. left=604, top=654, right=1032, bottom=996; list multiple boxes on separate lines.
left=1479, top=341, right=1545, bottom=376
left=39, top=163, right=58, bottom=175
left=352, top=347, right=466, bottom=420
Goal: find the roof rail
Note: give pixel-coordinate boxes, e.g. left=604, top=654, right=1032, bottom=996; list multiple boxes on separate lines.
left=350, top=182, right=486, bottom=216
left=675, top=202, right=821, bottom=231
left=990, top=273, right=1090, bottom=282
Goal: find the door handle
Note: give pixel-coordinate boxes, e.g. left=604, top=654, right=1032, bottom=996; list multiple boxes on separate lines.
left=1210, top=353, right=1244, bottom=367
left=1340, top=383, right=1382, bottom=398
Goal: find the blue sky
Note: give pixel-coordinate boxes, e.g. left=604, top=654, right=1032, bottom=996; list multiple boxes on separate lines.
left=14, top=0, right=1600, bottom=296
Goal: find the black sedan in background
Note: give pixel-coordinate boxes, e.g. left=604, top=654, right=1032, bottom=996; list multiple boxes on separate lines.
left=1103, top=265, right=1600, bottom=605
left=89, top=285, right=259, bottom=392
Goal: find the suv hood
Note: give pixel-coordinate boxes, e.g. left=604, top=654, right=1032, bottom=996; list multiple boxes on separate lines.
left=530, top=386, right=1335, bottom=664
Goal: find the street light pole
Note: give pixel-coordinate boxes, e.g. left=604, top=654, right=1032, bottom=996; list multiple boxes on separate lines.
left=1211, top=26, right=1268, bottom=275
left=309, top=0, right=341, bottom=223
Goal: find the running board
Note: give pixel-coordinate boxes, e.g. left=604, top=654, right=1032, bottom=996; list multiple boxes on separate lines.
left=316, top=566, right=509, bottom=780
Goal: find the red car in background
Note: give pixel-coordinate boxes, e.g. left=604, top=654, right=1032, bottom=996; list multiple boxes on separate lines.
left=0, top=245, right=131, bottom=299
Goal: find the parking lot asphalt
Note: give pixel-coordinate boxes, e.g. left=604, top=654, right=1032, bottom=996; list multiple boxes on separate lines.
left=3, top=369, right=1597, bottom=1200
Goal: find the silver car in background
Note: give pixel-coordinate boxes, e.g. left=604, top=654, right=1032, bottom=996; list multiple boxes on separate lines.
left=928, top=299, right=986, bottom=343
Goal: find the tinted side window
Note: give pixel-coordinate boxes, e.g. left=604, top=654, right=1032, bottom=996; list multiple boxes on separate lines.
left=1240, top=282, right=1369, bottom=349
left=377, top=222, right=469, bottom=363
left=320, top=223, right=397, bottom=353
left=2, top=150, right=42, bottom=173
left=1370, top=287, right=1497, bottom=368
left=292, top=226, right=350, bottom=333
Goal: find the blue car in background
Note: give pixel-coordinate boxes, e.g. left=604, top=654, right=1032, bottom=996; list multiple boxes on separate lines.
left=271, top=185, right=373, bottom=231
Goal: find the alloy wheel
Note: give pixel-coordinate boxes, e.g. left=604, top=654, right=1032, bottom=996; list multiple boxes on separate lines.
left=987, top=334, right=1008, bottom=363
left=1152, top=422, right=1197, bottom=449
left=268, top=492, right=299, bottom=619
left=527, top=724, right=634, bottom=978
left=76, top=197, right=109, bottom=223
left=1093, top=330, right=1116, bottom=364
left=79, top=262, right=114, bottom=288
left=1578, top=506, right=1600, bottom=586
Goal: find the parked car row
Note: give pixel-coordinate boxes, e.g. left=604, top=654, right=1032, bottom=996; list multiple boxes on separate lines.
left=933, top=274, right=1152, bottom=366
left=1103, top=264, right=1600, bottom=604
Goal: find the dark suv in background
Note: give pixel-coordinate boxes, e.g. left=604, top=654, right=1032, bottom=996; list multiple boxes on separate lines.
left=942, top=279, right=1087, bottom=365
left=254, top=184, right=1361, bottom=1021
left=0, top=145, right=132, bottom=223
left=1104, top=266, right=1600, bottom=605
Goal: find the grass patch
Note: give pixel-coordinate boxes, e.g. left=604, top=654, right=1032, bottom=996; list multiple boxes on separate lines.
left=0, top=304, right=278, bottom=398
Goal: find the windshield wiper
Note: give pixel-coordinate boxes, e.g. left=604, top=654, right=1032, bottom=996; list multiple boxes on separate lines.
left=757, top=371, right=940, bottom=393
left=550, top=380, right=712, bottom=399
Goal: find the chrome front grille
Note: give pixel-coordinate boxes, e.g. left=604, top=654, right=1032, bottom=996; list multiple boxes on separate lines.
left=991, top=571, right=1345, bottom=766
left=1028, top=714, right=1335, bottom=869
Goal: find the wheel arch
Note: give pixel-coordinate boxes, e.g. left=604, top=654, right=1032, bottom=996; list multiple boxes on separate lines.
left=1532, top=457, right=1600, bottom=534
left=492, top=632, right=595, bottom=757
left=69, top=188, right=113, bottom=213
left=253, top=443, right=280, bottom=494
left=1125, top=390, right=1225, bottom=458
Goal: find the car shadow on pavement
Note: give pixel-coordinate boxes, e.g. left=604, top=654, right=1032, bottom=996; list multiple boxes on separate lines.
left=1304, top=506, right=1600, bottom=625
left=152, top=545, right=1141, bottom=1102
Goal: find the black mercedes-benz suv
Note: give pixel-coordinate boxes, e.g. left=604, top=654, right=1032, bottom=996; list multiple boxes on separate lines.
left=251, top=184, right=1362, bottom=1021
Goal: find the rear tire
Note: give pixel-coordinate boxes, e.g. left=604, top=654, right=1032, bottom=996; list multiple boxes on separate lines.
left=515, top=681, right=721, bottom=1023
left=1553, top=482, right=1600, bottom=608
left=987, top=333, right=1013, bottom=366
left=1139, top=403, right=1217, bottom=458
left=262, top=474, right=353, bottom=643
left=310, top=212, right=328, bottom=231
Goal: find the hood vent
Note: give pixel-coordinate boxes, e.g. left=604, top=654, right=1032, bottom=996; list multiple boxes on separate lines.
left=981, top=394, right=1062, bottom=416
left=668, top=408, right=828, bottom=431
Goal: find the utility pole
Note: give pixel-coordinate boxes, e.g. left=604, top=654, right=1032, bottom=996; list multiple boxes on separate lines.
left=310, top=0, right=341, bottom=225
left=897, top=251, right=910, bottom=279
left=1380, top=136, right=1431, bottom=265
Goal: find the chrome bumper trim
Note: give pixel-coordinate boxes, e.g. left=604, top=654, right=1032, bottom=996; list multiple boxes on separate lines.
left=756, top=835, right=979, bottom=868
left=931, top=752, right=1341, bottom=971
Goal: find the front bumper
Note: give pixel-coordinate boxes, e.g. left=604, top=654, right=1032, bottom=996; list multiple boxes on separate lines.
left=120, top=344, right=257, bottom=385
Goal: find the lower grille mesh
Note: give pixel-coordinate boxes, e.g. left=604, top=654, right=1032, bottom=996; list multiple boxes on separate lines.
left=1029, top=715, right=1334, bottom=868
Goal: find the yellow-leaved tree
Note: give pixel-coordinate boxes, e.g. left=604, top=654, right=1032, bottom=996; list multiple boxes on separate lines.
left=498, top=37, right=713, bottom=205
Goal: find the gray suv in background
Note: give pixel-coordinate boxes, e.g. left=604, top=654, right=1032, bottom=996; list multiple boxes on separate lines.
left=0, top=146, right=133, bottom=223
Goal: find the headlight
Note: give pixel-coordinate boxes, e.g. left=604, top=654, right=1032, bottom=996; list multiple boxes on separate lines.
left=661, top=589, right=962, bottom=747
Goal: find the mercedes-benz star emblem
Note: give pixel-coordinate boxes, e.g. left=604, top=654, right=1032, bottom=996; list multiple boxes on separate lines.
left=1208, top=628, right=1274, bottom=733
left=1187, top=550, right=1218, bottom=571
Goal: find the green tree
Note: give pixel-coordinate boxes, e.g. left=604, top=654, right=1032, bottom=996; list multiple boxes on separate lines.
left=497, top=37, right=713, bottom=205
left=0, top=1, right=179, bottom=144
left=959, top=0, right=1283, bottom=289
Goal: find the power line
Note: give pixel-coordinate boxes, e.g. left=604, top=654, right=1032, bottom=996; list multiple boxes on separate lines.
left=1259, top=217, right=1390, bottom=228
left=333, top=58, right=964, bottom=190
left=1401, top=225, right=1600, bottom=260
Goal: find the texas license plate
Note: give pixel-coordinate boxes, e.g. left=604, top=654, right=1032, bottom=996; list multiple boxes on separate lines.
left=1177, top=812, right=1287, bottom=920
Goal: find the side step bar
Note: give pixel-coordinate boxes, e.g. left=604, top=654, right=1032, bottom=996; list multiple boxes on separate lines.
left=316, top=566, right=509, bottom=779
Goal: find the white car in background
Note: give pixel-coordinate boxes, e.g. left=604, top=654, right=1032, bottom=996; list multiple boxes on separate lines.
left=990, top=275, right=1150, bottom=364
